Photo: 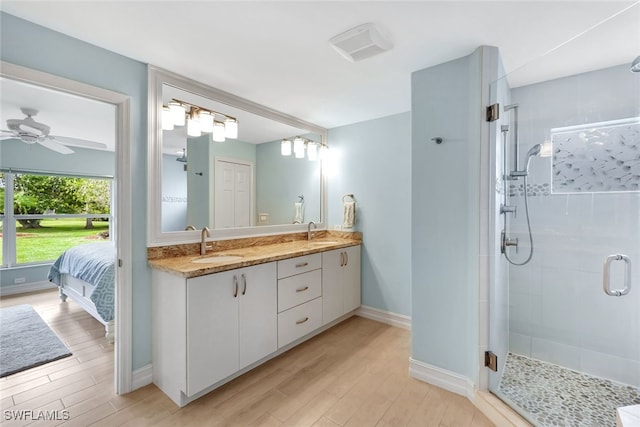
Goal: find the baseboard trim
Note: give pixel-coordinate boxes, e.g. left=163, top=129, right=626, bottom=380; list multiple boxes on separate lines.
left=0, top=281, right=55, bottom=296
left=409, top=358, right=476, bottom=401
left=132, top=364, right=153, bottom=391
left=355, top=305, right=411, bottom=330
left=474, top=390, right=532, bottom=426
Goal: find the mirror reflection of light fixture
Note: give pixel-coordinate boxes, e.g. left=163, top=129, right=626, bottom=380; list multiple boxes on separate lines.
left=212, top=121, right=226, bottom=142
left=224, top=118, right=238, bottom=139
left=162, top=106, right=174, bottom=130
left=319, top=144, right=329, bottom=160
left=164, top=98, right=238, bottom=142
left=199, top=111, right=214, bottom=133
left=293, top=136, right=305, bottom=158
left=281, top=139, right=292, bottom=156
left=307, top=142, right=318, bottom=161
left=187, top=107, right=201, bottom=137
left=169, top=101, right=186, bottom=126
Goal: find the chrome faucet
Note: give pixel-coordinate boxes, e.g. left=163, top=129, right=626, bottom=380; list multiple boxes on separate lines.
left=307, top=221, right=317, bottom=241
left=200, top=227, right=211, bottom=255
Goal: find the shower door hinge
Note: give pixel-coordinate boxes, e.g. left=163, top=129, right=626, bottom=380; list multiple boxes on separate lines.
left=118, top=259, right=123, bottom=268
left=484, top=351, right=498, bottom=372
left=486, top=104, right=499, bottom=122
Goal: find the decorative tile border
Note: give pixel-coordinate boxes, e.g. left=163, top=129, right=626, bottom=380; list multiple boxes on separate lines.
left=498, top=353, right=640, bottom=427
left=509, top=183, right=551, bottom=197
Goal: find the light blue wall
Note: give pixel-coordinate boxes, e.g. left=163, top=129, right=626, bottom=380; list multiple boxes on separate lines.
left=410, top=48, right=487, bottom=381
left=327, top=113, right=411, bottom=316
left=256, top=140, right=321, bottom=225
left=1, top=13, right=150, bottom=370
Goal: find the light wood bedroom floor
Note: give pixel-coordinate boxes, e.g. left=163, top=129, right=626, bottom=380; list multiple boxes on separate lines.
left=0, top=289, right=493, bottom=426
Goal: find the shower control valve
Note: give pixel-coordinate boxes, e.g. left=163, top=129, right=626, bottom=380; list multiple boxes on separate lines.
left=500, top=231, right=519, bottom=254
left=500, top=204, right=517, bottom=215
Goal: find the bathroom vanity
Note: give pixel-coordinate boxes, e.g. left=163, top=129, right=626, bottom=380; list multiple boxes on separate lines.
left=149, top=235, right=361, bottom=407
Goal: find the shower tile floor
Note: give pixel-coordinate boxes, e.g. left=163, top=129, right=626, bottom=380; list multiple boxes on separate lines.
left=498, top=353, right=640, bottom=427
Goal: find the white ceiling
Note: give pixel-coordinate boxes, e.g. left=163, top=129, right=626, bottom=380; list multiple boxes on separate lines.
left=1, top=1, right=639, bottom=132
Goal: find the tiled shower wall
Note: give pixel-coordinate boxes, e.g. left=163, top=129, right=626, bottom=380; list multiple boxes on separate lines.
left=505, top=64, right=640, bottom=388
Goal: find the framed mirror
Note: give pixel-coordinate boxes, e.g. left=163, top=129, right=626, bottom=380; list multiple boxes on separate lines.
left=147, top=66, right=328, bottom=246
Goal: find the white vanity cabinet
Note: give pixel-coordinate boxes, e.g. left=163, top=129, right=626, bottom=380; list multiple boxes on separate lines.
left=187, top=262, right=277, bottom=396
left=152, top=262, right=277, bottom=405
left=322, top=245, right=361, bottom=325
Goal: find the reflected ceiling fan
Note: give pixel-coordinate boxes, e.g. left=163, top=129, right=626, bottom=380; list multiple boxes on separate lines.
left=0, top=107, right=107, bottom=154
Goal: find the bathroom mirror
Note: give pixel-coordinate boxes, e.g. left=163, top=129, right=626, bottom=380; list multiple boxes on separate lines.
left=148, top=66, right=327, bottom=246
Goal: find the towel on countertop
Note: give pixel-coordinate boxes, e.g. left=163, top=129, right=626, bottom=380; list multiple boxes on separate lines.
left=294, top=202, right=304, bottom=224
left=343, top=201, right=356, bottom=228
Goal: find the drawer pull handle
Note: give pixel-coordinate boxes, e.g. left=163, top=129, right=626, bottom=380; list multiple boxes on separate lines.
left=296, top=317, right=309, bottom=325
left=241, top=273, right=247, bottom=296
left=296, top=286, right=309, bottom=293
left=295, top=262, right=309, bottom=268
left=233, top=275, right=238, bottom=298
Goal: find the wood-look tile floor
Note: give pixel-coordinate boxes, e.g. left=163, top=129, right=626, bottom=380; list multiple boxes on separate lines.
left=0, top=289, right=493, bottom=426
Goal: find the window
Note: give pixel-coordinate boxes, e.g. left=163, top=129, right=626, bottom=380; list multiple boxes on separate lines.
left=0, top=172, right=112, bottom=267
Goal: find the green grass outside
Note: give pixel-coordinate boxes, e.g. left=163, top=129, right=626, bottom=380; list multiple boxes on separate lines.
left=0, top=218, right=109, bottom=265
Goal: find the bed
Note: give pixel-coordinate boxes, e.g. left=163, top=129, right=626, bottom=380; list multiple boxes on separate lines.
left=48, top=241, right=115, bottom=343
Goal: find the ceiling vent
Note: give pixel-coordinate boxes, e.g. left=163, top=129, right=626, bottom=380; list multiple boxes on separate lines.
left=329, top=23, right=393, bottom=62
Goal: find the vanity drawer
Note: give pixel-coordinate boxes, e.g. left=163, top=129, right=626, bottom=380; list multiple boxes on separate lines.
left=278, top=269, right=322, bottom=313
left=277, top=253, right=321, bottom=279
left=277, top=297, right=322, bottom=348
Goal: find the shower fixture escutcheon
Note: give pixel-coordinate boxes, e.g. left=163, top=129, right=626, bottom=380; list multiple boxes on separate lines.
left=500, top=230, right=519, bottom=254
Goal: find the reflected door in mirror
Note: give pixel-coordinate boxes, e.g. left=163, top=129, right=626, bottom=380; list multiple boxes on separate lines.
left=214, top=159, right=253, bottom=228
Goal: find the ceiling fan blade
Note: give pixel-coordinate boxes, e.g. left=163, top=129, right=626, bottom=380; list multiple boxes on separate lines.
left=0, top=136, right=18, bottom=140
left=38, top=138, right=74, bottom=154
left=1, top=129, right=15, bottom=134
left=48, top=135, right=108, bottom=150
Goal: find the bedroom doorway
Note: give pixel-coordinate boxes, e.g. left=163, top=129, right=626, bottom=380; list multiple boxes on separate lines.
left=0, top=62, right=132, bottom=394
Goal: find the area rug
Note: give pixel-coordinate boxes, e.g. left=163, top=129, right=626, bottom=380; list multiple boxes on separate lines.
left=0, top=304, right=72, bottom=377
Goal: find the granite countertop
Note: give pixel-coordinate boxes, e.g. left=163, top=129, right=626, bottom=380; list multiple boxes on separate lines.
left=148, top=237, right=360, bottom=278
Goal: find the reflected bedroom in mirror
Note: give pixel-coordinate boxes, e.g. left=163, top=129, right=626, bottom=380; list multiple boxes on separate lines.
left=159, top=83, right=325, bottom=234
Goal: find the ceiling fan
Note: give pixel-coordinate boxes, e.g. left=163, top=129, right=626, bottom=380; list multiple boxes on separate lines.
left=0, top=107, right=107, bottom=154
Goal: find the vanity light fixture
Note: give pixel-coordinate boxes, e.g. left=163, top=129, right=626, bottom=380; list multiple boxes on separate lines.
left=162, top=106, right=174, bottom=131
left=307, top=142, right=318, bottom=161
left=281, top=139, right=292, bottom=156
left=199, top=110, right=214, bottom=133
left=168, top=101, right=186, bottom=126
left=163, top=98, right=239, bottom=141
left=212, top=121, right=226, bottom=142
left=280, top=136, right=328, bottom=161
left=186, top=107, right=201, bottom=137
left=224, top=118, right=238, bottom=139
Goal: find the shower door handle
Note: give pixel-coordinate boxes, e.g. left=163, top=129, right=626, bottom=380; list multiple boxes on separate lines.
left=603, top=254, right=631, bottom=296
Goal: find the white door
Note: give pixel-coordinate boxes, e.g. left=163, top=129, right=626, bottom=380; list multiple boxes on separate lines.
left=186, top=271, right=239, bottom=396
left=238, top=262, right=277, bottom=369
left=214, top=159, right=253, bottom=228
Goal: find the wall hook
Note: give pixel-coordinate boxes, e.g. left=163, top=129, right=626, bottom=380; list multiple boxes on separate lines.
left=431, top=137, right=443, bottom=144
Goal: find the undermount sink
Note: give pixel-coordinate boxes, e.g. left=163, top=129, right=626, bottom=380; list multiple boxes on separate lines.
left=307, top=240, right=340, bottom=246
left=192, top=255, right=244, bottom=264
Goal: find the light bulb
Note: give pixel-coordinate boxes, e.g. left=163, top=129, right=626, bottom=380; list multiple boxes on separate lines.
left=281, top=139, right=292, bottom=156
left=319, top=144, right=329, bottom=160
left=169, top=101, right=185, bottom=126
left=224, top=118, right=238, bottom=139
left=307, top=142, right=318, bottom=161
left=162, top=106, right=174, bottom=131
left=187, top=115, right=201, bottom=137
left=212, top=121, right=226, bottom=142
left=199, top=111, right=214, bottom=133
left=293, top=137, right=305, bottom=158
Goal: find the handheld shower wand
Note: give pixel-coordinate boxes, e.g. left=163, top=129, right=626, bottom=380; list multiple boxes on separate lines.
left=510, top=143, right=550, bottom=178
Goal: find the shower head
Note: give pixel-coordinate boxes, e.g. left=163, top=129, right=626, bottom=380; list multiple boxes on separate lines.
left=631, top=56, right=640, bottom=73
left=524, top=142, right=552, bottom=173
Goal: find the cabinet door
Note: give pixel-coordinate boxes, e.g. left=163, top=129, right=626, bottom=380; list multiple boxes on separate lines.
left=186, top=271, right=239, bottom=396
left=322, top=248, right=344, bottom=325
left=238, top=262, right=277, bottom=369
left=343, top=245, right=362, bottom=313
